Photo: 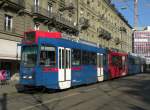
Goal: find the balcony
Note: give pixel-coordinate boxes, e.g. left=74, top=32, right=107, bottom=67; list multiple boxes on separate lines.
left=79, top=17, right=90, bottom=30
left=55, top=13, right=78, bottom=32
left=32, top=5, right=78, bottom=35
left=120, top=27, right=127, bottom=33
left=115, top=38, right=121, bottom=45
left=98, top=28, right=112, bottom=40
left=103, top=33, right=111, bottom=40
left=105, top=33, right=112, bottom=41
left=32, top=5, right=50, bottom=21
left=98, top=28, right=105, bottom=38
left=59, top=2, right=75, bottom=12
left=98, top=14, right=105, bottom=21
left=0, top=0, right=25, bottom=11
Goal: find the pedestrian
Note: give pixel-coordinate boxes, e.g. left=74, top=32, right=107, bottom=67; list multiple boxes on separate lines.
left=0, top=70, right=7, bottom=85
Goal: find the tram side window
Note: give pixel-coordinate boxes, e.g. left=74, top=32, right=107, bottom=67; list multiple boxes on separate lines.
left=99, top=54, right=103, bottom=67
left=89, top=52, right=97, bottom=65
left=134, top=58, right=140, bottom=64
left=103, top=54, right=108, bottom=65
left=82, top=51, right=89, bottom=64
left=72, top=49, right=81, bottom=66
left=112, top=56, right=122, bottom=67
left=82, top=51, right=96, bottom=65
left=129, top=58, right=134, bottom=65
left=40, top=45, right=56, bottom=67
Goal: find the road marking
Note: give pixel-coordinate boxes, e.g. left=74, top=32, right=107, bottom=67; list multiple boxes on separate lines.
left=21, top=92, right=80, bottom=110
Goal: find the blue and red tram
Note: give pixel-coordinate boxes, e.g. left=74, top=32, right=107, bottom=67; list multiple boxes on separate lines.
left=20, top=30, right=106, bottom=89
left=18, top=30, right=144, bottom=90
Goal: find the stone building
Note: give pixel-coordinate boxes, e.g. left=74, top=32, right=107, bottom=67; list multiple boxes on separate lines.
left=0, top=0, right=132, bottom=77
left=78, top=0, right=132, bottom=52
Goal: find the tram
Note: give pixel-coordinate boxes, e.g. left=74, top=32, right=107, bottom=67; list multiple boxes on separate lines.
left=127, top=53, right=147, bottom=75
left=20, top=30, right=106, bottom=89
left=18, top=30, right=144, bottom=91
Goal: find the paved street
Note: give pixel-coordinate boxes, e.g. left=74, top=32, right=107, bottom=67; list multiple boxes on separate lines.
left=0, top=73, right=150, bottom=110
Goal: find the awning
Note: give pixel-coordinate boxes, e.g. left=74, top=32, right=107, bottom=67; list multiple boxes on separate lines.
left=0, top=39, right=21, bottom=60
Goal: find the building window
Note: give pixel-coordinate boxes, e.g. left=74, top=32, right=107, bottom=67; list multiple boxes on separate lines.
left=34, top=0, right=39, bottom=6
left=4, top=15, right=13, bottom=32
left=98, top=1, right=101, bottom=7
left=80, top=8, right=84, bottom=15
left=59, top=0, right=65, bottom=10
left=87, top=0, right=90, bottom=4
left=34, top=24, right=39, bottom=30
left=48, top=3, right=53, bottom=13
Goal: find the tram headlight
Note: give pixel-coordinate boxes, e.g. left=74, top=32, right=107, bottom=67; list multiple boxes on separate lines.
left=22, top=75, right=32, bottom=79
left=28, top=76, right=32, bottom=79
left=22, top=73, right=34, bottom=79
left=23, top=76, right=27, bottom=79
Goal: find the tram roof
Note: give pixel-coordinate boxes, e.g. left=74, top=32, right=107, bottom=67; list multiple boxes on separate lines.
left=38, top=37, right=106, bottom=53
left=109, top=50, right=128, bottom=56
left=24, top=30, right=105, bottom=53
left=25, top=30, right=62, bottom=39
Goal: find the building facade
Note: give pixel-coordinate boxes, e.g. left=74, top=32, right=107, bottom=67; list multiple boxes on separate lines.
left=0, top=0, right=132, bottom=77
left=134, top=27, right=150, bottom=65
left=78, top=0, right=132, bottom=52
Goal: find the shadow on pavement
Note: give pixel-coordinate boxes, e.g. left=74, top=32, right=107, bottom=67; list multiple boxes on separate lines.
left=116, top=73, right=150, bottom=110
left=15, top=83, right=63, bottom=95
left=130, top=106, right=147, bottom=110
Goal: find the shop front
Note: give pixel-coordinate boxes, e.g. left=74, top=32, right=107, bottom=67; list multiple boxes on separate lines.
left=0, top=39, right=20, bottom=78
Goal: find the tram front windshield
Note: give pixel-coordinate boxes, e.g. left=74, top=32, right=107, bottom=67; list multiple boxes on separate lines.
left=21, top=45, right=38, bottom=67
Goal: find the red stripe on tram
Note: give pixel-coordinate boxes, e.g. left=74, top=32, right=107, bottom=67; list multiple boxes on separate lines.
left=71, top=67, right=82, bottom=71
left=43, top=67, right=58, bottom=72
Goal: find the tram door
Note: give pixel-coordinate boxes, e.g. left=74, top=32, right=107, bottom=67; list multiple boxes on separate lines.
left=58, top=47, right=71, bottom=89
left=97, top=53, right=104, bottom=82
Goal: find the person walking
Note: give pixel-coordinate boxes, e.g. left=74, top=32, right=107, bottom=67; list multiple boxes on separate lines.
left=0, top=70, right=6, bottom=85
